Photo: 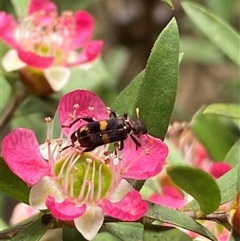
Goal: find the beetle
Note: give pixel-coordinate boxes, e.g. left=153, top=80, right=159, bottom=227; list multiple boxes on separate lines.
left=62, top=109, right=147, bottom=152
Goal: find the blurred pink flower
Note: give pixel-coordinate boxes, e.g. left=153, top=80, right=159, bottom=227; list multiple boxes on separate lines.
left=2, top=89, right=168, bottom=240
left=0, top=0, right=103, bottom=93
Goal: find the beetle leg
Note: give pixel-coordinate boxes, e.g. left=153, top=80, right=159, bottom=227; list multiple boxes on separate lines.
left=62, top=116, right=94, bottom=128
left=130, top=134, right=141, bottom=150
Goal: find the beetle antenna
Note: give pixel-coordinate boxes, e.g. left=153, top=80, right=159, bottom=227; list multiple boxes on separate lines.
left=136, top=108, right=140, bottom=119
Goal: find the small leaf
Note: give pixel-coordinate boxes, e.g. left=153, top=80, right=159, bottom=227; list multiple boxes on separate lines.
left=134, top=18, right=179, bottom=139
left=11, top=0, right=29, bottom=17
left=11, top=214, right=54, bottom=241
left=104, top=222, right=143, bottom=241
left=63, top=226, right=87, bottom=241
left=184, top=165, right=238, bottom=210
left=182, top=2, right=240, bottom=66
left=224, top=140, right=240, bottom=167
left=160, top=0, right=174, bottom=9
left=167, top=165, right=221, bottom=214
left=0, top=157, right=30, bottom=204
left=146, top=203, right=217, bottom=241
left=0, top=75, right=11, bottom=113
left=143, top=225, right=192, bottom=241
left=191, top=113, right=236, bottom=161
left=203, top=103, right=240, bottom=119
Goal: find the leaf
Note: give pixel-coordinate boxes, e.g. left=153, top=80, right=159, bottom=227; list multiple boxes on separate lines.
left=224, top=140, right=240, bottom=167
left=0, top=75, right=11, bottom=113
left=146, top=203, right=217, bottom=241
left=167, top=165, right=221, bottom=214
left=203, top=103, right=240, bottom=119
left=184, top=165, right=238, bottom=210
left=191, top=113, right=236, bottom=161
left=63, top=227, right=87, bottom=241
left=11, top=0, right=30, bottom=17
left=104, top=222, right=143, bottom=241
left=143, top=225, right=192, bottom=241
left=11, top=214, right=54, bottom=241
left=160, top=0, right=174, bottom=9
left=182, top=2, right=240, bottom=66
left=111, top=71, right=145, bottom=116
left=0, top=157, right=30, bottom=204
left=134, top=18, right=179, bottom=139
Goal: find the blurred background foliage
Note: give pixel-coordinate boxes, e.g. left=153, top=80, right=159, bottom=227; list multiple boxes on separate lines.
left=0, top=0, right=239, bottom=237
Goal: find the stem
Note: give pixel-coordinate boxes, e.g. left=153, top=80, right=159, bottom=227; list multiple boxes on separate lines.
left=0, top=90, right=28, bottom=130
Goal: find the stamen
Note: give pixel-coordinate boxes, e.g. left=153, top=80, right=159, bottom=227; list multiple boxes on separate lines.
left=69, top=167, right=78, bottom=199
left=96, top=163, right=103, bottom=202
left=89, top=160, right=96, bottom=202
left=77, top=158, right=92, bottom=201
left=83, top=181, right=92, bottom=202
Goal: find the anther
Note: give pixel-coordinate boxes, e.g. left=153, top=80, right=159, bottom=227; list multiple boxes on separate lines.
left=144, top=149, right=150, bottom=155
left=73, top=104, right=79, bottom=110
left=88, top=106, right=94, bottom=111
left=45, top=117, right=52, bottom=123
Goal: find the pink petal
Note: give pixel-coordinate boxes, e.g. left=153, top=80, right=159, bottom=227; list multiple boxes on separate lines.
left=46, top=195, right=86, bottom=220
left=100, top=190, right=148, bottom=221
left=1, top=128, right=50, bottom=186
left=71, top=11, right=94, bottom=49
left=149, top=186, right=185, bottom=208
left=17, top=47, right=54, bottom=69
left=209, top=162, right=231, bottom=179
left=66, top=40, right=103, bottom=67
left=28, top=0, right=57, bottom=26
left=122, top=135, right=168, bottom=179
left=0, top=12, right=18, bottom=48
left=58, top=89, right=108, bottom=133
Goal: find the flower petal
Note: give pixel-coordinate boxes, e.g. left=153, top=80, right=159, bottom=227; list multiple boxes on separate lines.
left=44, top=66, right=71, bottom=91
left=58, top=89, right=108, bottom=132
left=17, top=47, right=54, bottom=69
left=122, top=135, right=168, bottom=179
left=28, top=0, right=57, bottom=25
left=209, top=162, right=231, bottom=179
left=71, top=11, right=94, bottom=49
left=1, top=49, right=26, bottom=72
left=108, top=179, right=133, bottom=202
left=66, top=40, right=103, bottom=67
left=46, top=195, right=86, bottom=220
left=30, top=176, right=64, bottom=210
left=149, top=186, right=185, bottom=208
left=74, top=205, right=104, bottom=240
left=0, top=12, right=18, bottom=48
left=1, top=128, right=50, bottom=186
left=101, top=190, right=147, bottom=221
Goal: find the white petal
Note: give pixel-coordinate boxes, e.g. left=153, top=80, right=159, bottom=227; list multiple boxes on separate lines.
left=109, top=179, right=133, bottom=202
left=74, top=205, right=104, bottom=240
left=67, top=50, right=79, bottom=63
left=43, top=67, right=71, bottom=91
left=1, top=49, right=26, bottom=72
left=29, top=176, right=64, bottom=210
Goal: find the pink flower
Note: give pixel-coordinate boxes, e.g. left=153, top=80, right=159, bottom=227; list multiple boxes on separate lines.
left=2, top=89, right=168, bottom=240
left=0, top=0, right=103, bottom=93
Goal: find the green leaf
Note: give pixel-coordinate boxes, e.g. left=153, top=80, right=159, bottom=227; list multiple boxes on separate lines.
left=11, top=0, right=29, bottom=16
left=0, top=75, right=11, bottom=113
left=146, top=203, right=217, bottom=241
left=167, top=165, right=221, bottom=214
left=143, top=225, right=192, bottom=241
left=11, top=214, right=54, bottom=241
left=104, top=222, right=143, bottom=241
left=134, top=18, right=179, bottom=139
left=0, top=157, right=30, bottom=204
left=184, top=165, right=238, bottom=210
left=191, top=113, right=236, bottom=161
left=63, top=227, right=87, bottom=241
left=228, top=229, right=240, bottom=241
left=224, top=140, right=240, bottom=167
left=160, top=0, right=174, bottom=9
left=182, top=2, right=240, bottom=66
left=111, top=71, right=144, bottom=116
left=203, top=103, right=240, bottom=119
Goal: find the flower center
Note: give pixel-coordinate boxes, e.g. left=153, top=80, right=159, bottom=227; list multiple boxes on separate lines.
left=54, top=152, right=112, bottom=204
left=17, top=11, right=76, bottom=64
